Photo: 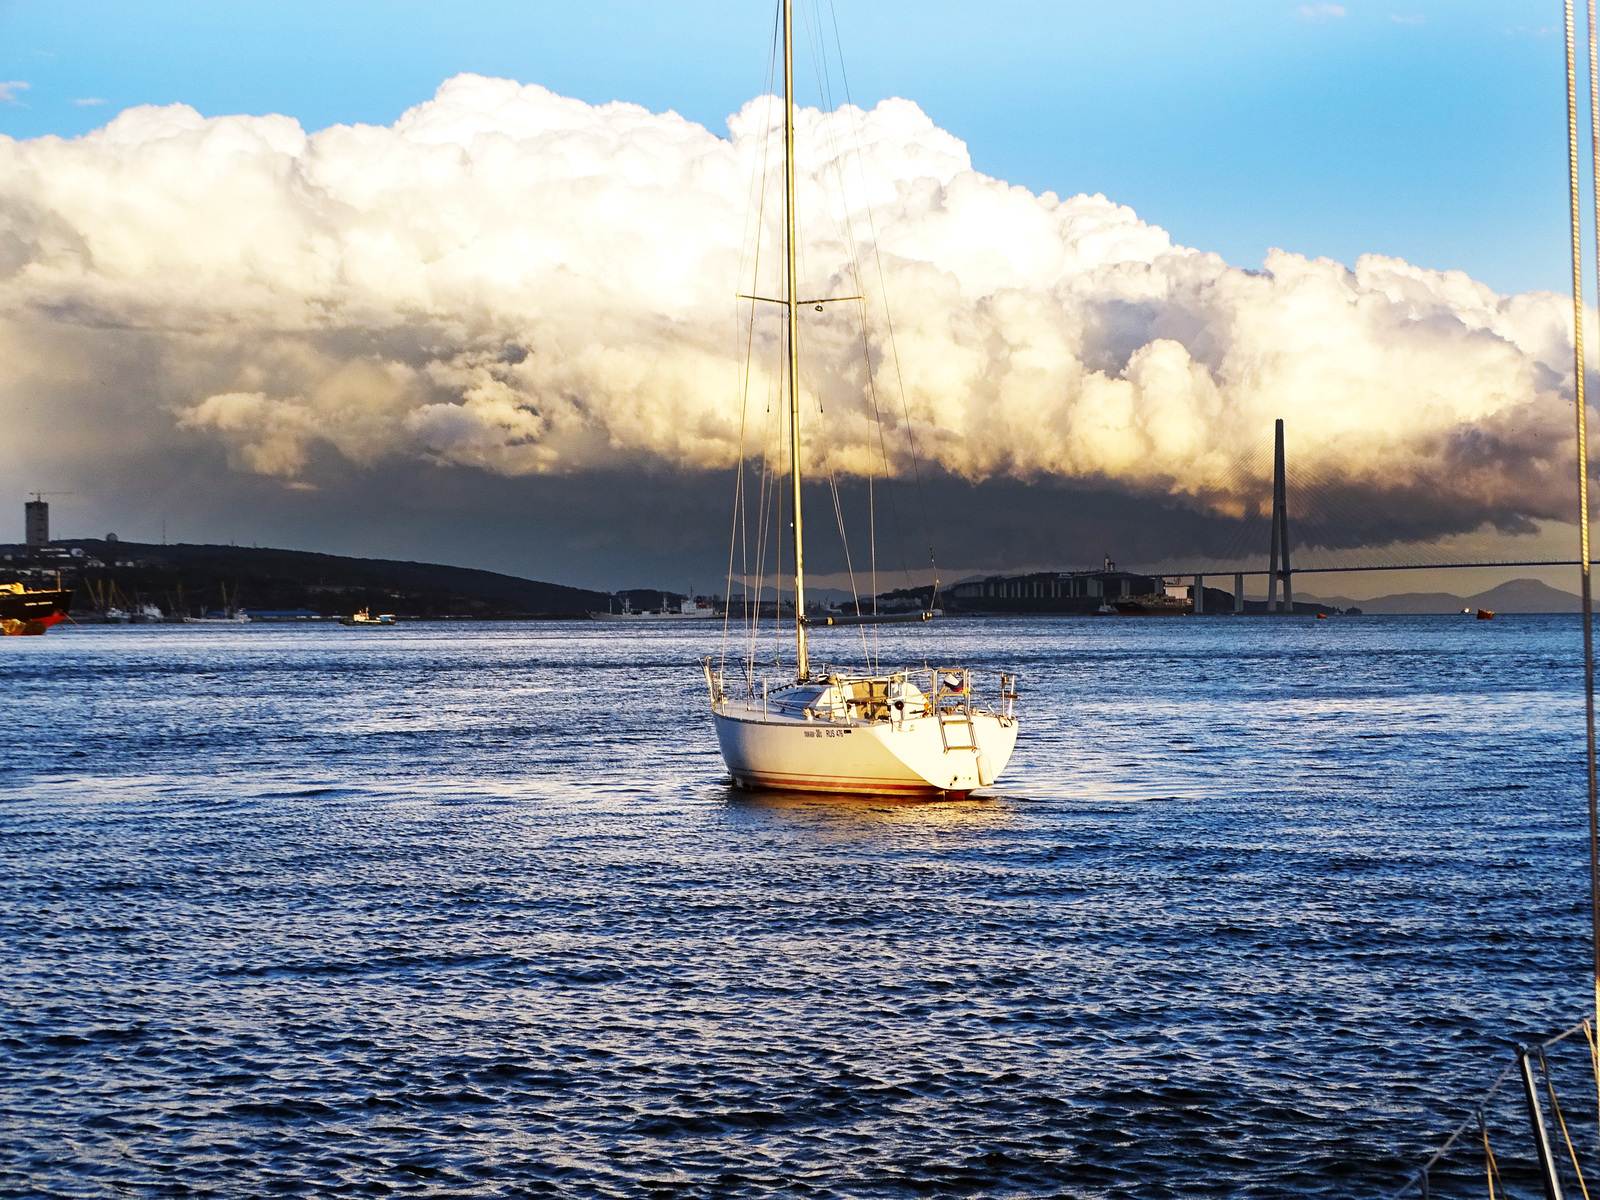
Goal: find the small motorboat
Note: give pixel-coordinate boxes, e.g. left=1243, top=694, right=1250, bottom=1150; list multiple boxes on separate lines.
left=340, top=609, right=396, bottom=627
left=1476, top=609, right=1495, bottom=620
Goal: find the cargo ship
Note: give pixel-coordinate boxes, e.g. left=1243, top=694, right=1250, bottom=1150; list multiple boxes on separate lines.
left=591, top=595, right=718, bottom=621
left=0, top=581, right=72, bottom=635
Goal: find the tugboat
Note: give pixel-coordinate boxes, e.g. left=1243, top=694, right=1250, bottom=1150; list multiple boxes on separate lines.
left=339, top=609, right=396, bottom=627
left=0, top=581, right=72, bottom=636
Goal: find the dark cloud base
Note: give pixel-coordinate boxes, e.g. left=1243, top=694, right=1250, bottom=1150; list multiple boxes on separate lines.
left=37, top=438, right=1567, bottom=593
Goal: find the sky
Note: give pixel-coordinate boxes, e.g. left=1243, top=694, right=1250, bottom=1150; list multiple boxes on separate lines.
left=0, top=1, right=1591, bottom=598
left=0, top=1, right=1570, bottom=295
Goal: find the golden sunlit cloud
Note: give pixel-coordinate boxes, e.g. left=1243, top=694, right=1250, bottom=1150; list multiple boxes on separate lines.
left=0, top=74, right=1585, bottom=536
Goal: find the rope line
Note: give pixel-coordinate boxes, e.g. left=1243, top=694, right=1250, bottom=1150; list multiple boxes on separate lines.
left=1480, top=1107, right=1502, bottom=1200
left=1585, top=1021, right=1600, bottom=1171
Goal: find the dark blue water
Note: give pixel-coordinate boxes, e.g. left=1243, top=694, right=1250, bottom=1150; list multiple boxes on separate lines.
left=1, top=616, right=1593, bottom=1198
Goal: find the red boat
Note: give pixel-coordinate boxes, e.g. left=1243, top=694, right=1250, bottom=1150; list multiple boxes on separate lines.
left=0, top=583, right=72, bottom=635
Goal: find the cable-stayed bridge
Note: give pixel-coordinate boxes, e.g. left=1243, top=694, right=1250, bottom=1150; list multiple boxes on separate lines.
left=1123, top=419, right=1584, bottom=612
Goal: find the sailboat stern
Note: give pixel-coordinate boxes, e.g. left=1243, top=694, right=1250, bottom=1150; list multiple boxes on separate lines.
left=877, top=712, right=1019, bottom=794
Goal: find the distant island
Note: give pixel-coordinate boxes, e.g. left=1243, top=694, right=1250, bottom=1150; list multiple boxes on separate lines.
left=0, top=537, right=1585, bottom=621
left=0, top=540, right=643, bottom=620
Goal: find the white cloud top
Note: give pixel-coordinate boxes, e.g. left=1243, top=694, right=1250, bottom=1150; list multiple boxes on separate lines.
left=0, top=74, right=1584, bottom=528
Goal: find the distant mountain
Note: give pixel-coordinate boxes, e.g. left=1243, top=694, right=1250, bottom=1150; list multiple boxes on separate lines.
left=1470, top=578, right=1584, bottom=612
left=1299, top=577, right=1582, bottom=614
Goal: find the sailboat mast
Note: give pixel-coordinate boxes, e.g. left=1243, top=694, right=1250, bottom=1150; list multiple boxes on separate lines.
left=782, top=0, right=809, bottom=680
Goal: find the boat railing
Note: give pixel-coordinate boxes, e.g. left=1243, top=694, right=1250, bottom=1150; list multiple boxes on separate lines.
left=705, top=660, right=1018, bottom=724
left=1388, top=1019, right=1599, bottom=1200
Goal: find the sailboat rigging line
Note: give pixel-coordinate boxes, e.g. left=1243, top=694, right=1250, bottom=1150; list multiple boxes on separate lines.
left=820, top=0, right=939, bottom=601
left=755, top=109, right=785, bottom=678
left=787, top=282, right=875, bottom=665
left=783, top=0, right=935, bottom=641
left=767, top=382, right=787, bottom=671
left=1570, top=0, right=1600, bottom=1048
left=728, top=6, right=783, bottom=678
left=752, top=384, right=779, bottom=670
left=747, top=348, right=782, bottom=674
left=791, top=0, right=891, bottom=653
left=798, top=0, right=860, bottom=272
left=818, top=0, right=915, bottom=603
left=823, top=455, right=872, bottom=663
left=778, top=0, right=813, bottom=680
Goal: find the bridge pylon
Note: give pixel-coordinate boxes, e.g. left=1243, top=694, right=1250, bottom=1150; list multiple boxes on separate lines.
left=1266, top=419, right=1292, bottom=613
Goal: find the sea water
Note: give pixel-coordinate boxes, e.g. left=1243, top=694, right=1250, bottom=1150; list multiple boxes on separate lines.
left=0, top=615, right=1592, bottom=1198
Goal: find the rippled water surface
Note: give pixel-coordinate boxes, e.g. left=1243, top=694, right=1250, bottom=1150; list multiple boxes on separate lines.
left=2, top=615, right=1595, bottom=1198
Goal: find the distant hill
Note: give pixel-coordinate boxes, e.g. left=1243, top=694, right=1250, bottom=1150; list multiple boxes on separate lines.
left=0, top=540, right=614, bottom=619
left=1300, top=577, right=1582, bottom=614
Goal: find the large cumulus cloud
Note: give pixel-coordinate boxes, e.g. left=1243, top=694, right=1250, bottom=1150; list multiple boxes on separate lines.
left=0, top=73, right=1585, bottom=541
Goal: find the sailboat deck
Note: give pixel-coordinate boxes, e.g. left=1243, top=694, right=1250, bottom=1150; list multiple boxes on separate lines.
left=709, top=667, right=1017, bottom=729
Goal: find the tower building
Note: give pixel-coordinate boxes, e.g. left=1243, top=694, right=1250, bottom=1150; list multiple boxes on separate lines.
left=24, top=499, right=48, bottom=547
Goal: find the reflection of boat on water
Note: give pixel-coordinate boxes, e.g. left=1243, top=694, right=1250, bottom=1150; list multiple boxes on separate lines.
left=339, top=609, right=396, bottom=626
left=704, top=0, right=1019, bottom=800
left=591, top=595, right=718, bottom=621
left=0, top=582, right=72, bottom=636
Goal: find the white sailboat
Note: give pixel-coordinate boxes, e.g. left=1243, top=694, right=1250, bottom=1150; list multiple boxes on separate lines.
left=705, top=0, right=1020, bottom=799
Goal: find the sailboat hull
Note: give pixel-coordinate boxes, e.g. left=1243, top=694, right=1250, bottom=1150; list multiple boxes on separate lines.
left=711, top=707, right=1018, bottom=797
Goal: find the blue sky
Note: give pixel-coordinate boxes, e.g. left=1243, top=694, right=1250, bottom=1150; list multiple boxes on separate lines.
left=0, top=1, right=1574, bottom=297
